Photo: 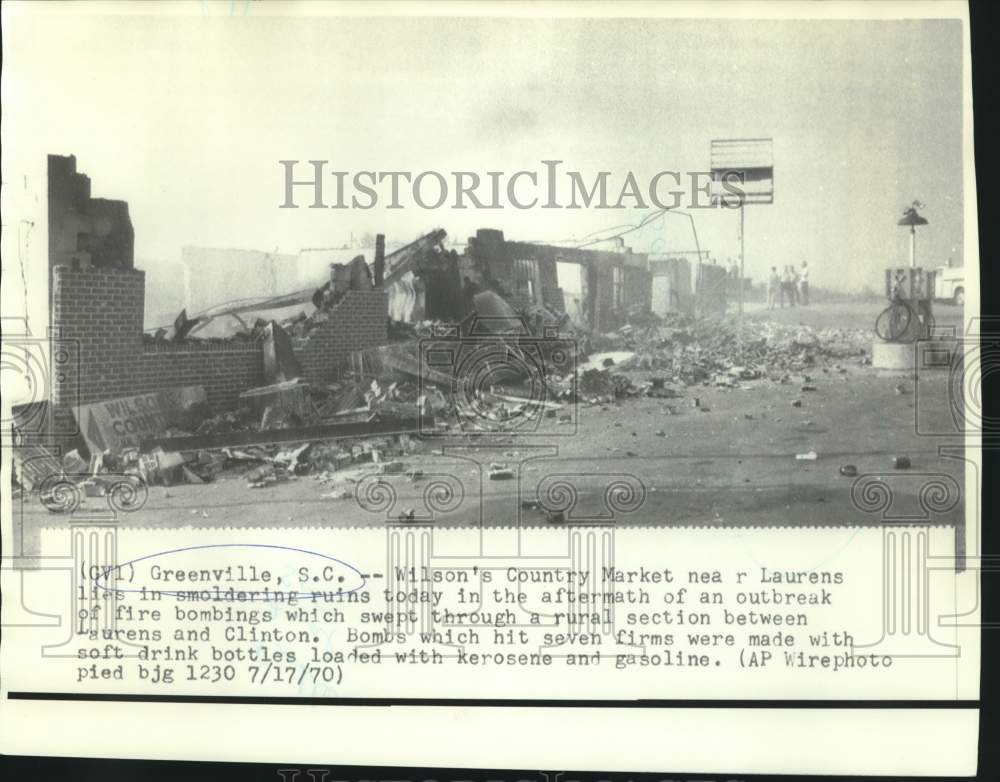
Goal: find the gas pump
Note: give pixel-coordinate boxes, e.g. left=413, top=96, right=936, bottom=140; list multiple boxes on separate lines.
left=874, top=203, right=935, bottom=343
left=875, top=266, right=935, bottom=342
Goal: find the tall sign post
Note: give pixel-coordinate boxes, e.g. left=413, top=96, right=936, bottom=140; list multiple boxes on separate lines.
left=710, top=138, right=774, bottom=320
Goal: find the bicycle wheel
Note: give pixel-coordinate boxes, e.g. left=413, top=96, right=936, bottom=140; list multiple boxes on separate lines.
left=875, top=302, right=912, bottom=341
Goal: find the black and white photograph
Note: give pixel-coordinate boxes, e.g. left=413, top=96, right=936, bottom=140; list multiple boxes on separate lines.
left=0, top=1, right=986, bottom=778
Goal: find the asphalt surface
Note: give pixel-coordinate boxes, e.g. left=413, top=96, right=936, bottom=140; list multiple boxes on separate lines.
left=14, top=300, right=970, bottom=556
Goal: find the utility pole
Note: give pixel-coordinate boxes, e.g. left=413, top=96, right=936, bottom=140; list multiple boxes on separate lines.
left=739, top=202, right=745, bottom=316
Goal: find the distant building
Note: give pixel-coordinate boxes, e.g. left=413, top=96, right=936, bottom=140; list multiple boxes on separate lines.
left=463, top=228, right=651, bottom=332
left=649, top=257, right=694, bottom=316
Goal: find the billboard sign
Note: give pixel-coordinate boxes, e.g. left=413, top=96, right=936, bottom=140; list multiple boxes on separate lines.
left=710, top=138, right=774, bottom=205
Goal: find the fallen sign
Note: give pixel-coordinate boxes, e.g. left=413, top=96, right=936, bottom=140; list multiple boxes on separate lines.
left=140, top=415, right=427, bottom=453
left=75, top=385, right=209, bottom=455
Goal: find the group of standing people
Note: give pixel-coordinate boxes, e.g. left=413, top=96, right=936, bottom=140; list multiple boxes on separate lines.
left=768, top=261, right=809, bottom=309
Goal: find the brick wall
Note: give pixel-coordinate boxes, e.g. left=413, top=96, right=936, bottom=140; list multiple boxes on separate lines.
left=623, top=267, right=650, bottom=314
left=51, top=266, right=147, bottom=407
left=298, top=289, right=389, bottom=380
left=51, top=266, right=388, bottom=426
left=465, top=229, right=651, bottom=332
left=136, top=343, right=261, bottom=411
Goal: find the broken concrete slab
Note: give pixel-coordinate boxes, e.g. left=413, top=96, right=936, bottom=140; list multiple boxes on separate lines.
left=141, top=416, right=425, bottom=453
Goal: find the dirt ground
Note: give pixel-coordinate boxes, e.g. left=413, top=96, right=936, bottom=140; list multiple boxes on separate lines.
left=17, top=299, right=968, bottom=553
left=745, top=294, right=965, bottom=332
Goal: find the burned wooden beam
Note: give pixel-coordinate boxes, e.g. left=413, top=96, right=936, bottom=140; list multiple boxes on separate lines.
left=139, top=415, right=426, bottom=452
left=382, top=228, right=448, bottom=285
left=172, top=308, right=201, bottom=341
left=374, top=233, right=386, bottom=287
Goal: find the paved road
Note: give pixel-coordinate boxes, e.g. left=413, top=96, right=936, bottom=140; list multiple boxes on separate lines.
left=16, top=365, right=967, bottom=555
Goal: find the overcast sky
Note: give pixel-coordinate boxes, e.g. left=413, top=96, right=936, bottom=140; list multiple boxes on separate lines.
left=3, top=6, right=966, bottom=293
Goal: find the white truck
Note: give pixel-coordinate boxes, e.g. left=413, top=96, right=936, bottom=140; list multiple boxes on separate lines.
left=933, top=265, right=964, bottom=306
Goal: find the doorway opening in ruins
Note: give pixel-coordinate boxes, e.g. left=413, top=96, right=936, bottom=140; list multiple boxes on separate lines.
left=556, top=260, right=593, bottom=329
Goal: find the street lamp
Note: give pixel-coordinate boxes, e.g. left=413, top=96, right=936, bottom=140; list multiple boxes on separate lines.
left=897, top=200, right=928, bottom=269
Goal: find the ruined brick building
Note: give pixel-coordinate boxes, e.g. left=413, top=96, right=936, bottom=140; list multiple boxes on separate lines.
left=47, top=155, right=388, bottom=442
left=41, top=155, right=720, bottom=448
left=462, top=229, right=653, bottom=332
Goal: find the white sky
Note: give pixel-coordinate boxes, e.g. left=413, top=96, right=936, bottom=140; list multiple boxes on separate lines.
left=2, top=5, right=966, bottom=293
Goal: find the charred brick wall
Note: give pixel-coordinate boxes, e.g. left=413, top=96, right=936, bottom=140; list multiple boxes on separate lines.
left=623, top=266, right=649, bottom=315
left=48, top=155, right=134, bottom=273
left=695, top=263, right=729, bottom=316
left=50, top=266, right=388, bottom=423
left=649, top=258, right=694, bottom=316
left=465, top=228, right=651, bottom=331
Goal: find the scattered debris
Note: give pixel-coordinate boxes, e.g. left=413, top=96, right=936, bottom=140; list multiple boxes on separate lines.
left=172, top=308, right=201, bottom=342
left=62, top=449, right=88, bottom=474
left=27, top=255, right=886, bottom=515
left=181, top=466, right=204, bottom=484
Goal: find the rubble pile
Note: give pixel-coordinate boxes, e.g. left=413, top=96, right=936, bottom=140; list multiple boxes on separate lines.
left=25, top=241, right=880, bottom=515
left=569, top=314, right=871, bottom=400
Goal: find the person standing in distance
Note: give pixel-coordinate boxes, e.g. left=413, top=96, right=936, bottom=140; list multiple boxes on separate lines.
left=767, top=266, right=780, bottom=310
